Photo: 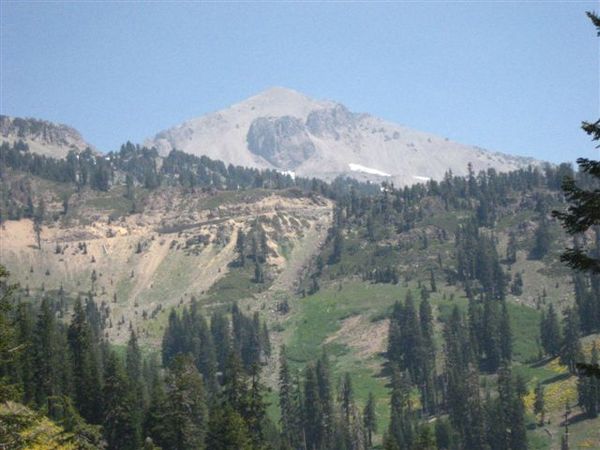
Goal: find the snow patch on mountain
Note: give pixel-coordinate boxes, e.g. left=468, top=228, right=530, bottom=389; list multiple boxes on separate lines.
left=348, top=163, right=391, bottom=177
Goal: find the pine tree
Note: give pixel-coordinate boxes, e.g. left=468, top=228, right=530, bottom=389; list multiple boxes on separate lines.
left=210, top=311, right=231, bottom=374
left=260, top=322, right=271, bottom=359
left=329, top=226, right=344, bottom=264
left=68, top=299, right=102, bottom=424
left=206, top=404, right=252, bottom=450
left=246, top=363, right=269, bottom=448
left=236, top=229, right=246, bottom=267
left=419, top=296, right=437, bottom=415
left=125, top=330, right=145, bottom=443
left=316, top=352, right=334, bottom=448
left=0, top=265, right=18, bottom=402
left=499, top=299, right=512, bottom=363
left=506, top=232, right=517, bottom=264
left=387, top=366, right=414, bottom=450
left=162, top=309, right=182, bottom=367
left=33, top=198, right=45, bottom=250
left=254, top=260, right=264, bottom=283
left=363, top=392, right=377, bottom=449
left=495, top=366, right=527, bottom=450
left=222, top=350, right=248, bottom=417
left=429, top=268, right=437, bottom=292
left=103, top=351, right=140, bottom=450
left=561, top=307, right=583, bottom=373
left=279, top=346, right=300, bottom=448
left=32, top=297, right=62, bottom=415
left=163, top=354, right=208, bottom=450
left=14, top=302, right=35, bottom=404
left=303, top=363, right=323, bottom=450
left=144, top=368, right=171, bottom=449
left=578, top=343, right=599, bottom=418
left=434, top=418, right=456, bottom=450
left=529, top=217, right=552, bottom=260
left=340, top=372, right=354, bottom=427
left=552, top=12, right=600, bottom=274
left=541, top=304, right=562, bottom=357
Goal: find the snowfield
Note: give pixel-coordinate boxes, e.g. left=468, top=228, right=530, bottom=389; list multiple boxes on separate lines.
left=348, top=163, right=391, bottom=177
left=279, top=170, right=296, bottom=180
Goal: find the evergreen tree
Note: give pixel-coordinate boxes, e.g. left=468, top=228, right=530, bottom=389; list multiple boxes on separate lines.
left=329, top=226, right=344, bottom=265
left=506, top=232, right=517, bottom=264
left=529, top=217, right=552, bottom=260
left=510, top=272, right=523, bottom=296
left=363, top=392, right=377, bottom=449
left=387, top=366, right=414, bottom=450
left=246, top=363, right=269, bottom=448
left=103, top=351, right=140, bottom=450
left=419, top=296, right=437, bottom=415
left=68, top=299, right=102, bottom=424
left=578, top=343, right=599, bottom=418
left=316, top=352, right=334, bottom=448
left=561, top=307, right=583, bottom=373
left=206, top=404, right=252, bottom=450
left=0, top=265, right=18, bottom=402
left=144, top=368, right=171, bottom=449
left=429, top=268, right=437, bottom=292
left=222, top=350, right=248, bottom=418
left=303, top=363, right=324, bottom=450
left=540, top=304, right=562, bottom=357
left=210, top=311, right=231, bottom=374
left=279, top=346, right=301, bottom=448
left=254, top=260, right=264, bottom=283
left=163, top=354, right=208, bottom=450
left=552, top=12, right=600, bottom=274
left=340, top=372, right=354, bottom=427
left=236, top=229, right=246, bottom=267
left=125, top=330, right=145, bottom=442
left=14, top=302, right=36, bottom=404
left=553, top=158, right=600, bottom=274
left=499, top=299, right=512, bottom=364
left=32, top=298, right=63, bottom=416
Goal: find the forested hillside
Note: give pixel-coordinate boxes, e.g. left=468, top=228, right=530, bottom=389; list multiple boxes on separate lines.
left=1, top=123, right=599, bottom=450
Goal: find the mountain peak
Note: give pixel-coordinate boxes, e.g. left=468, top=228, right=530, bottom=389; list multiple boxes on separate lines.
left=148, top=91, right=539, bottom=185
left=232, top=87, right=335, bottom=118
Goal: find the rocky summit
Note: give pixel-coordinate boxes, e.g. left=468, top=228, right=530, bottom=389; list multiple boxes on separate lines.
left=147, top=87, right=540, bottom=186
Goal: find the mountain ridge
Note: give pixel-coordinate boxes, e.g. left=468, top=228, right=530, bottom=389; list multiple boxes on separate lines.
left=1, top=88, right=542, bottom=187
left=0, top=115, right=93, bottom=159
left=146, top=87, right=541, bottom=186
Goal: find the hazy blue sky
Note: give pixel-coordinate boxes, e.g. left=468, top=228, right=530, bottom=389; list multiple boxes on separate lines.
left=1, top=2, right=598, bottom=163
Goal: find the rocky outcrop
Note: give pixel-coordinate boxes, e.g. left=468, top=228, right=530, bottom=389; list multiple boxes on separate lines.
left=0, top=115, right=92, bottom=158
left=247, top=116, right=316, bottom=169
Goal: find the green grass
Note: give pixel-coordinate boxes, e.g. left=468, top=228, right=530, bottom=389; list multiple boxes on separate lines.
left=285, top=281, right=405, bottom=363
left=84, top=189, right=133, bottom=216
left=203, top=264, right=270, bottom=305
left=508, top=302, right=542, bottom=363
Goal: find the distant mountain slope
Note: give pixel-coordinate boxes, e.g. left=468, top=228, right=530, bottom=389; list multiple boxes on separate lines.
left=0, top=115, right=93, bottom=158
left=147, top=87, right=540, bottom=186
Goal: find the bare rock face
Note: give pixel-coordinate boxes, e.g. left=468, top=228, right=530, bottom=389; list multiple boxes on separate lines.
left=0, top=115, right=92, bottom=158
left=247, top=116, right=316, bottom=169
left=306, top=104, right=356, bottom=139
